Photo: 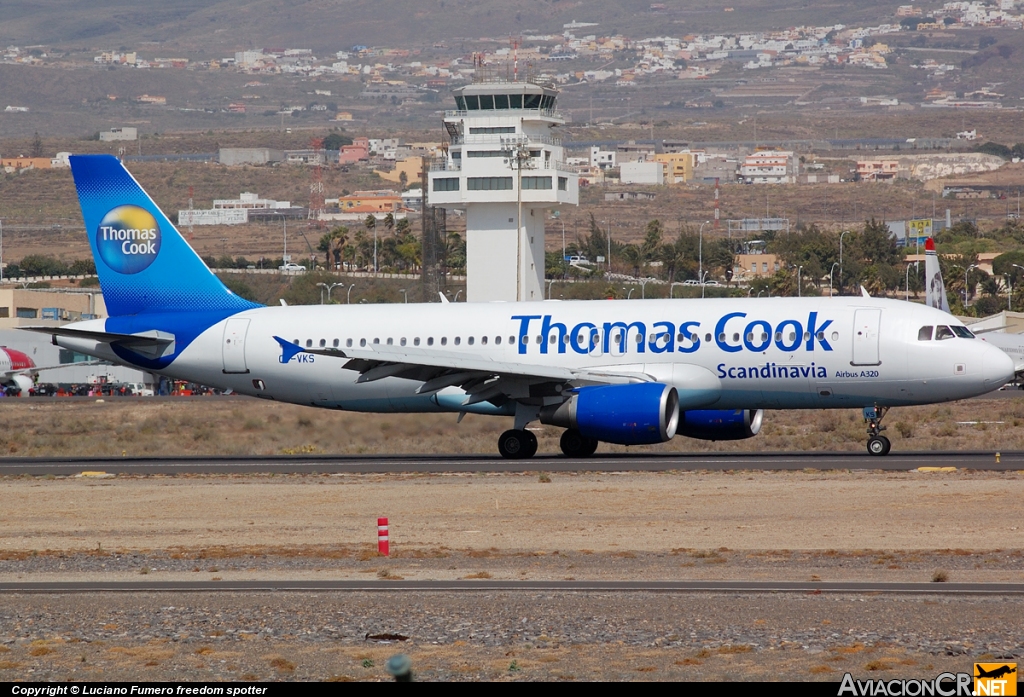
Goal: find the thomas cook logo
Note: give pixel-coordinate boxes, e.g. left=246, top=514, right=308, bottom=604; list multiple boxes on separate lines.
left=96, top=205, right=161, bottom=274
left=975, top=663, right=1017, bottom=696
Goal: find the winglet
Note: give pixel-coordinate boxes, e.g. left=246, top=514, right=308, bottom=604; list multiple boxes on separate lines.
left=860, top=285, right=871, bottom=298
left=439, top=292, right=449, bottom=304
left=273, top=336, right=304, bottom=363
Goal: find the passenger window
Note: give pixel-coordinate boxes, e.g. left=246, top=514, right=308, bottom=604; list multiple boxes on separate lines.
left=387, top=338, right=393, bottom=345
left=400, top=338, right=407, bottom=346
left=441, top=337, right=447, bottom=345
left=292, top=339, right=299, bottom=345
left=319, top=339, right=326, bottom=347
left=536, top=335, right=542, bottom=344
left=718, top=333, right=726, bottom=342
left=481, top=336, right=488, bottom=345
left=636, top=334, right=643, bottom=344
left=522, top=336, right=529, bottom=345
left=305, top=339, right=312, bottom=347
left=346, top=339, right=353, bottom=347
left=705, top=333, right=712, bottom=342
left=333, top=339, right=339, bottom=347
left=468, top=337, right=474, bottom=345
left=414, top=337, right=420, bottom=346
left=918, top=326, right=933, bottom=341
left=774, top=332, right=782, bottom=342
left=495, top=336, right=501, bottom=345
left=373, top=338, right=380, bottom=344
left=454, top=337, right=461, bottom=345
left=549, top=335, right=556, bottom=344
left=427, top=337, right=434, bottom=346
left=935, top=326, right=954, bottom=340
left=509, top=336, right=515, bottom=344
left=360, top=338, right=366, bottom=347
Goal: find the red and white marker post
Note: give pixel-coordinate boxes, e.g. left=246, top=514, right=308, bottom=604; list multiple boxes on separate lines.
left=377, top=517, right=389, bottom=556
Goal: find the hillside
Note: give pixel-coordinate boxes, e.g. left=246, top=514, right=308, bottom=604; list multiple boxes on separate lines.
left=0, top=0, right=934, bottom=54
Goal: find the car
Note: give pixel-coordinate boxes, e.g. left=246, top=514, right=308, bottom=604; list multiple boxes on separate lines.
left=703, top=280, right=721, bottom=287
left=278, top=263, right=306, bottom=272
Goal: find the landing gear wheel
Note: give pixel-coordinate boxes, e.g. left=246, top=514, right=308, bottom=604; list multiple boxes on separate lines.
left=498, top=429, right=536, bottom=459
left=522, top=429, right=538, bottom=459
left=867, top=436, right=891, bottom=456
left=559, top=429, right=599, bottom=458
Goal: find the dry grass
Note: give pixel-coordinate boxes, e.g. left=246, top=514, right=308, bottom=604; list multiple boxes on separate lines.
left=3, top=396, right=1024, bottom=459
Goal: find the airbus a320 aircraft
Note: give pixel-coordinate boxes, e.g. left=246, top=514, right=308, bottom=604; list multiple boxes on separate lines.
left=0, top=346, right=39, bottom=396
left=25, top=155, right=1014, bottom=457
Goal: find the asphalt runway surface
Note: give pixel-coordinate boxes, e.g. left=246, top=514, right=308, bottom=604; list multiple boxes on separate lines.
left=0, top=449, right=1018, bottom=475
left=3, top=580, right=1023, bottom=594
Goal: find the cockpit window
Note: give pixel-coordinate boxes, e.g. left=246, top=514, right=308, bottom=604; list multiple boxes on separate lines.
left=918, top=326, right=933, bottom=341
left=935, top=326, right=955, bottom=340
left=951, top=325, right=975, bottom=339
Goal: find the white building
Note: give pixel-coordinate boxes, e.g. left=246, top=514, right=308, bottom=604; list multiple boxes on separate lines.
left=178, top=192, right=292, bottom=226
left=99, top=127, right=137, bottom=142
left=428, top=81, right=579, bottom=302
left=740, top=150, right=797, bottom=184
left=590, top=146, right=617, bottom=169
left=620, top=161, right=664, bottom=185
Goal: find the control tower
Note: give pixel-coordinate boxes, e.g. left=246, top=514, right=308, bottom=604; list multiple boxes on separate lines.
left=427, top=81, right=579, bottom=302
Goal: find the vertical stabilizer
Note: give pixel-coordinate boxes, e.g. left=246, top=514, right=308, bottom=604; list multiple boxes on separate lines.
left=924, top=237, right=950, bottom=313
left=69, top=155, right=260, bottom=317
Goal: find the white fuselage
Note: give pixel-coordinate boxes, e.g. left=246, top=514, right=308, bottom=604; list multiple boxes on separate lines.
left=53, top=296, right=1014, bottom=416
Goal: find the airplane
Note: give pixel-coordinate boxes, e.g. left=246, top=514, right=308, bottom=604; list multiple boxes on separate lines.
left=922, top=236, right=1024, bottom=376
left=22, top=155, right=1015, bottom=457
left=0, top=346, right=39, bottom=396
left=0, top=345, right=104, bottom=396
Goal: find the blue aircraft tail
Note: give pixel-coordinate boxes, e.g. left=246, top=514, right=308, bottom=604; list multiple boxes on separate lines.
left=70, top=154, right=260, bottom=317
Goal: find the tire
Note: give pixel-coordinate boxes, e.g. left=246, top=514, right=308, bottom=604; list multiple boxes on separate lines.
left=498, top=429, right=526, bottom=459
left=522, top=430, right=538, bottom=459
left=867, top=436, right=888, bottom=456
left=560, top=429, right=587, bottom=457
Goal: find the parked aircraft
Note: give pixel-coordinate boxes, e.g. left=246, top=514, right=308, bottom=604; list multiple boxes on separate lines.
left=923, top=236, right=1024, bottom=376
left=24, top=156, right=1015, bottom=456
left=0, top=346, right=38, bottom=396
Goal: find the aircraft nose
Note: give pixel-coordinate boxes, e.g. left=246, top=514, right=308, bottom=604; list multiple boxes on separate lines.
left=983, top=344, right=1016, bottom=389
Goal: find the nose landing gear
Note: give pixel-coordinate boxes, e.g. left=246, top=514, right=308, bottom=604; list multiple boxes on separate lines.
left=865, top=406, right=891, bottom=456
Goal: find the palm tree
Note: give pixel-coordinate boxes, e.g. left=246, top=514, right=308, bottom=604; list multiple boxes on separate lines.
left=383, top=212, right=396, bottom=237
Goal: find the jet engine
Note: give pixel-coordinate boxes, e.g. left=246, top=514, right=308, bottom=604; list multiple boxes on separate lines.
left=540, top=383, right=679, bottom=445
left=677, top=409, right=763, bottom=441
left=9, top=374, right=34, bottom=397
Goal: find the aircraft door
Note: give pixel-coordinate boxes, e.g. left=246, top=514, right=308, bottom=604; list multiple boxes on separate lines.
left=222, top=318, right=250, bottom=374
left=851, top=309, right=882, bottom=366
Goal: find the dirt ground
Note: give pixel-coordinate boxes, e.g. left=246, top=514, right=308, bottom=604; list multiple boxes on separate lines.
left=1, top=398, right=1023, bottom=681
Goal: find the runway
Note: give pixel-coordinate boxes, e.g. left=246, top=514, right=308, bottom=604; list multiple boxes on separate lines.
left=3, top=580, right=1024, bottom=594
left=0, top=449, right=1018, bottom=475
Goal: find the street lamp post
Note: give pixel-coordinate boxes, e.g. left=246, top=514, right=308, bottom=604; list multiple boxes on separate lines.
left=797, top=265, right=803, bottom=298
left=399, top=288, right=408, bottom=304
left=829, top=262, right=839, bottom=297
left=670, top=282, right=684, bottom=298
left=700, top=271, right=709, bottom=298
left=346, top=283, right=356, bottom=304
left=454, top=290, right=463, bottom=302
left=839, top=230, right=851, bottom=296
left=698, top=220, right=710, bottom=286
left=964, top=264, right=978, bottom=305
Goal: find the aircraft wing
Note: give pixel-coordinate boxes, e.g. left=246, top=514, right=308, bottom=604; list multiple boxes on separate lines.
left=274, top=336, right=654, bottom=406
left=0, top=359, right=106, bottom=379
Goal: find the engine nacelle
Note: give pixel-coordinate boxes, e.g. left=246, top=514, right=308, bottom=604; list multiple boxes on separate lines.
left=540, top=383, right=679, bottom=445
left=10, top=374, right=34, bottom=397
left=677, top=409, right=763, bottom=441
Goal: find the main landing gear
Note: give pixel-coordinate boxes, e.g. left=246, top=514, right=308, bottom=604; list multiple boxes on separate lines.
left=865, top=406, right=891, bottom=456
left=559, top=428, right=599, bottom=458
left=496, top=428, right=601, bottom=459
left=497, top=429, right=538, bottom=459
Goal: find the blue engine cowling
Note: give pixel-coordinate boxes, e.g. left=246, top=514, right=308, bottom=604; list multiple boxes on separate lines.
left=539, top=383, right=679, bottom=445
left=677, top=409, right=763, bottom=441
